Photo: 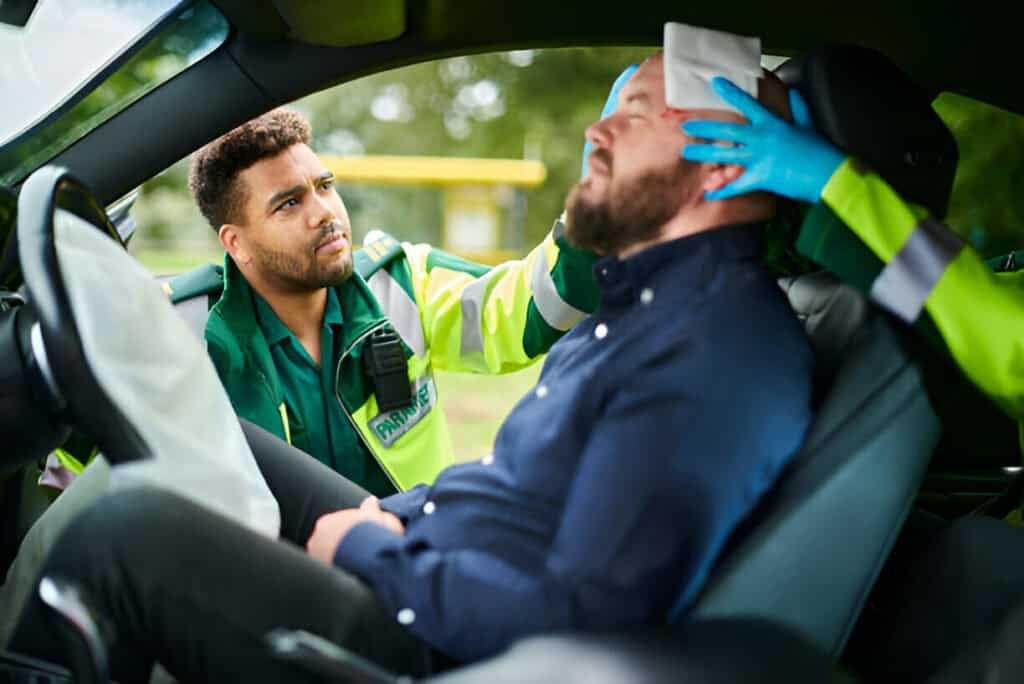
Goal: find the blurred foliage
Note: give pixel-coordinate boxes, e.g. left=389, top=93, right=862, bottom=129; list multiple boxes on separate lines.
left=130, top=48, right=1023, bottom=262
left=131, top=47, right=654, bottom=256
left=935, top=93, right=1024, bottom=256
left=296, top=47, right=652, bottom=247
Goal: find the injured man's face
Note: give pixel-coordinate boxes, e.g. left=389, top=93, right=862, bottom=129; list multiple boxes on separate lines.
left=566, top=53, right=790, bottom=257
left=565, top=54, right=699, bottom=256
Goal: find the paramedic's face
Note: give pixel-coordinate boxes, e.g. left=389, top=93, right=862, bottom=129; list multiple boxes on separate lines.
left=566, top=55, right=696, bottom=255
left=236, top=144, right=353, bottom=292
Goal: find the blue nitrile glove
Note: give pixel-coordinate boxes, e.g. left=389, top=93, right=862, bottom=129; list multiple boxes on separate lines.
left=581, top=64, right=639, bottom=178
left=680, top=76, right=846, bottom=204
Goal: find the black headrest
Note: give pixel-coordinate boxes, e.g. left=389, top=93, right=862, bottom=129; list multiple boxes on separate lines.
left=776, top=45, right=958, bottom=219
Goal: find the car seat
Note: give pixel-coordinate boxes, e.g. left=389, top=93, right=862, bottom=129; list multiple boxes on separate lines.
left=689, top=272, right=938, bottom=655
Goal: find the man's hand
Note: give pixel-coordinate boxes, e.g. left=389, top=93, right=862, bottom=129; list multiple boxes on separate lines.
left=680, top=76, right=846, bottom=204
left=306, top=497, right=405, bottom=565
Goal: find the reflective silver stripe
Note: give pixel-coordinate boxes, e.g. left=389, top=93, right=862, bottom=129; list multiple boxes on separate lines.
left=552, top=213, right=568, bottom=241
left=869, top=218, right=964, bottom=323
left=459, top=267, right=502, bottom=359
left=174, top=296, right=210, bottom=348
left=530, top=248, right=586, bottom=331
left=367, top=270, right=426, bottom=357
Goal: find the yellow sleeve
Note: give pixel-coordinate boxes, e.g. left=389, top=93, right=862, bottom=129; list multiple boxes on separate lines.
left=822, top=161, right=1024, bottom=420
left=403, top=221, right=599, bottom=374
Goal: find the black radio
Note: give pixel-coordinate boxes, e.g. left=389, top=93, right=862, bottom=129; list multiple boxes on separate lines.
left=363, top=328, right=413, bottom=412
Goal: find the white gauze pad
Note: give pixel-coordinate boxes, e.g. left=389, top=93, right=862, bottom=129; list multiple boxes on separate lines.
left=664, top=22, right=762, bottom=113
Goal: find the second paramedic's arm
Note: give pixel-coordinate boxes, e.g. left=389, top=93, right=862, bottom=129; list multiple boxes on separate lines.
left=400, top=226, right=598, bottom=375
left=683, top=76, right=1024, bottom=420
left=820, top=163, right=1024, bottom=419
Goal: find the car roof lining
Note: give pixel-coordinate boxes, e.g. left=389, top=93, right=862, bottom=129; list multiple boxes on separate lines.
left=211, top=1, right=1009, bottom=109
left=34, top=0, right=1019, bottom=205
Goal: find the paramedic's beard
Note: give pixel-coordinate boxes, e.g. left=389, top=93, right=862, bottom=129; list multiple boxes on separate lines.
left=565, top=163, right=689, bottom=255
left=253, top=225, right=353, bottom=292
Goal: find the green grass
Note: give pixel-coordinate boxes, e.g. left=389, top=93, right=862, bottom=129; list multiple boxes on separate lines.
left=132, top=248, right=222, bottom=276
left=435, top=365, right=543, bottom=462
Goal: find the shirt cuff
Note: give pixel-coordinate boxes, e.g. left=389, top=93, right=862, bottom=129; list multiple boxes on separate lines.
left=379, top=484, right=429, bottom=522
left=333, top=520, right=404, bottom=579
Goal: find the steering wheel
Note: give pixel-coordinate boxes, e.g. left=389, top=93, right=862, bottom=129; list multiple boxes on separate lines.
left=16, top=165, right=150, bottom=464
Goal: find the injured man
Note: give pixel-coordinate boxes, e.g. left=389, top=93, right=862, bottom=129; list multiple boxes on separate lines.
left=4, top=29, right=814, bottom=683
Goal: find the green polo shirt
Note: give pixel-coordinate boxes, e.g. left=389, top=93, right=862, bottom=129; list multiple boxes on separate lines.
left=253, top=289, right=396, bottom=497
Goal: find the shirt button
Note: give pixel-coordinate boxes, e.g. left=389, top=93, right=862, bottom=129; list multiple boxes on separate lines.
left=535, top=384, right=549, bottom=398
left=594, top=323, right=608, bottom=340
left=640, top=288, right=654, bottom=305
left=397, top=608, right=416, bottom=625
left=422, top=501, right=436, bottom=515
left=600, top=267, right=609, bottom=277
left=482, top=454, right=494, bottom=465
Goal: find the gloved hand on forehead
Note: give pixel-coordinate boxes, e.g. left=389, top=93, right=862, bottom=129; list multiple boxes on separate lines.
left=580, top=64, right=638, bottom=178
left=680, top=76, right=846, bottom=204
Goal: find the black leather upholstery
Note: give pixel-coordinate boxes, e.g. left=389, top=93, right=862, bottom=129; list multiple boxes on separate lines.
left=426, top=618, right=853, bottom=684
left=0, top=649, right=71, bottom=683
left=776, top=45, right=958, bottom=219
left=690, top=273, right=939, bottom=656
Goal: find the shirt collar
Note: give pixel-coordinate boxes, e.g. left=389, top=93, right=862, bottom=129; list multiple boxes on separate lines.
left=592, top=222, right=765, bottom=306
left=254, top=288, right=344, bottom=348
left=323, top=287, right=344, bottom=328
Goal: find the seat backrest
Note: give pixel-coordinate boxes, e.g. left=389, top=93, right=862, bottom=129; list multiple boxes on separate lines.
left=689, top=272, right=940, bottom=656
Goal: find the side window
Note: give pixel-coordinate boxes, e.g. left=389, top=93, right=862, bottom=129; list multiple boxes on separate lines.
left=0, top=1, right=228, bottom=185
left=130, top=47, right=652, bottom=459
left=934, top=93, right=1024, bottom=257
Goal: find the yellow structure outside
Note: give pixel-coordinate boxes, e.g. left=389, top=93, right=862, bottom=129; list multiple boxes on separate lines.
left=323, top=155, right=546, bottom=265
left=323, top=155, right=546, bottom=187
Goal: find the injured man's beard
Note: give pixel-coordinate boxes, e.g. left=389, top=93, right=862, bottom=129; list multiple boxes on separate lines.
left=566, top=165, right=689, bottom=256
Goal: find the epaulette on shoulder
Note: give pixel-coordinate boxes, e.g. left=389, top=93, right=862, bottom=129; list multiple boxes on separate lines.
left=163, top=262, right=224, bottom=304
left=354, top=230, right=405, bottom=279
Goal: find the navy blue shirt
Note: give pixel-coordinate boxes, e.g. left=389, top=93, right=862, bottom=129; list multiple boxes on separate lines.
left=335, top=223, right=814, bottom=661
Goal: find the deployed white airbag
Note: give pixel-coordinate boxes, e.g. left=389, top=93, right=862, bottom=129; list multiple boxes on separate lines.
left=54, top=210, right=280, bottom=537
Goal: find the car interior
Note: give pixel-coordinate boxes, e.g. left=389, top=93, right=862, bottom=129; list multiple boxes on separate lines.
left=0, top=1, right=1021, bottom=682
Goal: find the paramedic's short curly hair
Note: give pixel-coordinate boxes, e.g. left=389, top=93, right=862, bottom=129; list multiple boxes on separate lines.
left=189, top=109, right=312, bottom=229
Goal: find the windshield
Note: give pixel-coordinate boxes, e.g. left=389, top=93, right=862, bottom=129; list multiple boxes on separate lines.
left=0, top=0, right=184, bottom=145
left=0, top=0, right=228, bottom=185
